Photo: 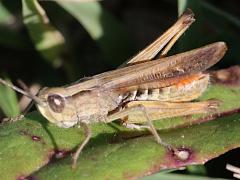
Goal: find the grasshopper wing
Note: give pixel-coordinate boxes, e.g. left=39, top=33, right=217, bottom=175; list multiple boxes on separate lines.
left=96, top=42, right=227, bottom=91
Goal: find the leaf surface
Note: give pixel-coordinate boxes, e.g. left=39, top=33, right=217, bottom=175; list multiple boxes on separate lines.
left=1, top=71, right=240, bottom=179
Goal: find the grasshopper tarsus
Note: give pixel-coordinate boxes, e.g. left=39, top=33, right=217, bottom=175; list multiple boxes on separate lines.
left=181, top=8, right=195, bottom=24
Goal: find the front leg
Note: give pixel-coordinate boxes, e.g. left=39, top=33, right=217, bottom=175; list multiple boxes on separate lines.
left=2, top=114, right=25, bottom=123
left=72, top=122, right=92, bottom=169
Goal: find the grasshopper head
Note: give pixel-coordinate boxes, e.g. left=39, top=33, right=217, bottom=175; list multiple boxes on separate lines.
left=36, top=87, right=79, bottom=128
left=0, top=78, right=79, bottom=128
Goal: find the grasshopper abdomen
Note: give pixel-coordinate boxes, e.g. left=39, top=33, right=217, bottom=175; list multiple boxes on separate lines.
left=120, top=73, right=209, bottom=104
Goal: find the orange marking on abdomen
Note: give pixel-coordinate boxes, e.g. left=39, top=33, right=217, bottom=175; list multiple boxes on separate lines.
left=175, top=74, right=203, bottom=88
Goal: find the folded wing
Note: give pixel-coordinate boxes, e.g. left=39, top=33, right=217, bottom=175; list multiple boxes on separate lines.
left=95, top=42, right=227, bottom=91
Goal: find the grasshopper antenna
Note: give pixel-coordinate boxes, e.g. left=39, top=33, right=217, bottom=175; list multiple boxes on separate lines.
left=0, top=78, right=45, bottom=106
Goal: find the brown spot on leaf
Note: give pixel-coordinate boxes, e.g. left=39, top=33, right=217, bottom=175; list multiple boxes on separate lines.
left=211, top=66, right=240, bottom=86
left=46, top=149, right=71, bottom=165
left=172, top=147, right=193, bottom=162
left=17, top=175, right=36, bottom=180
left=54, top=149, right=71, bottom=159
left=17, top=175, right=26, bottom=180
left=19, top=130, right=45, bottom=145
left=155, top=146, right=196, bottom=170
left=31, top=136, right=41, bottom=141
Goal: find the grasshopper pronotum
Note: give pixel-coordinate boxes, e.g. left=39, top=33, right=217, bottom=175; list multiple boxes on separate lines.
left=0, top=9, right=227, bottom=168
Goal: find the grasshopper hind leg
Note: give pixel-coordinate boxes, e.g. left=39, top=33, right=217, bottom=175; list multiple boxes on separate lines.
left=123, top=121, right=173, bottom=150
left=131, top=104, right=173, bottom=150
left=106, top=99, right=220, bottom=154
left=106, top=104, right=174, bottom=151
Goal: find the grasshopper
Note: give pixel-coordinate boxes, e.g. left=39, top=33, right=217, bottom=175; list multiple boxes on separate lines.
left=0, top=9, right=227, bottom=168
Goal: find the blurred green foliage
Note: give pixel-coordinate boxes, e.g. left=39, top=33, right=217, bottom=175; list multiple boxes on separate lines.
left=0, top=0, right=240, bottom=179
left=22, top=0, right=65, bottom=67
left=0, top=79, right=20, bottom=117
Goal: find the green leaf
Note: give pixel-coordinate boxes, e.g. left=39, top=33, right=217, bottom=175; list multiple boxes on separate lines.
left=141, top=173, right=226, bottom=180
left=1, top=79, right=240, bottom=179
left=202, top=2, right=240, bottom=28
left=177, top=0, right=204, bottom=52
left=186, top=165, right=206, bottom=176
left=0, top=26, right=30, bottom=49
left=0, top=1, right=14, bottom=23
left=0, top=80, right=20, bottom=117
left=0, top=2, right=29, bottom=49
left=56, top=1, right=134, bottom=64
left=22, top=0, right=65, bottom=67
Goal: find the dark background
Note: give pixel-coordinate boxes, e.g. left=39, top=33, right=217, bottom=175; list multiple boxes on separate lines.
left=2, top=0, right=240, bottom=85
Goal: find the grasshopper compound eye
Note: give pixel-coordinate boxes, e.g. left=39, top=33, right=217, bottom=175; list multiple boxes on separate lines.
left=36, top=87, right=79, bottom=128
left=47, top=94, right=65, bottom=113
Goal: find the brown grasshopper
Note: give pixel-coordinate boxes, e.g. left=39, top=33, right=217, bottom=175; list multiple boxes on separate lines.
left=0, top=9, right=227, bottom=168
